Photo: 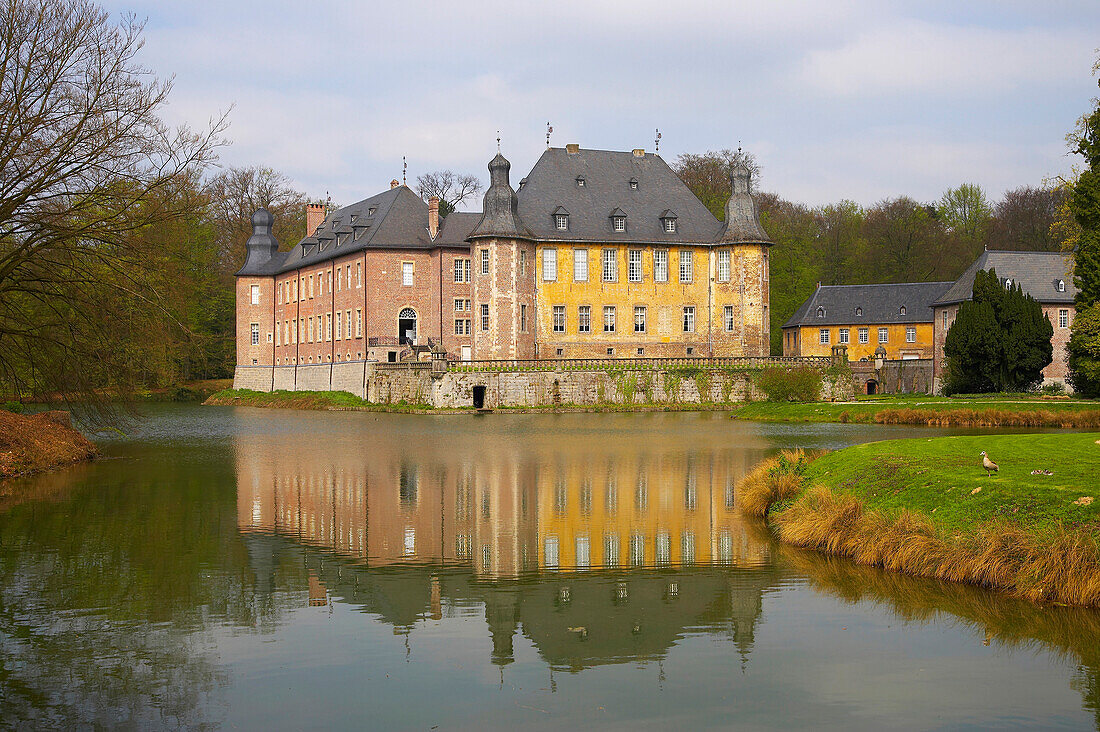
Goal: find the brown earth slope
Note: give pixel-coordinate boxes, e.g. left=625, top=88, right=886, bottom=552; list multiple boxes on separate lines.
left=0, top=411, right=96, bottom=479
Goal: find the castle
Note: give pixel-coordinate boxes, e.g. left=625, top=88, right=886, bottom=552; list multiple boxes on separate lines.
left=234, top=144, right=773, bottom=389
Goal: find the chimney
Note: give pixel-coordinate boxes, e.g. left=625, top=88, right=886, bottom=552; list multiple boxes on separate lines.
left=632, top=148, right=645, bottom=157
left=566, top=143, right=580, bottom=154
left=306, top=202, right=326, bottom=237
left=390, top=179, right=401, bottom=189
left=428, top=196, right=440, bottom=239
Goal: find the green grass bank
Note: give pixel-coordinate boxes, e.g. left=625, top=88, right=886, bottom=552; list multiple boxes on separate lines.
left=740, top=433, right=1100, bottom=606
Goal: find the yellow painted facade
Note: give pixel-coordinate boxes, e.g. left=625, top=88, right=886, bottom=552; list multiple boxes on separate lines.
left=784, top=322, right=935, bottom=361
left=535, top=243, right=770, bottom=358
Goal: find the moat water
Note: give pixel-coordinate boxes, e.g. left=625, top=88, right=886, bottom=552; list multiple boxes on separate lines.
left=1, top=406, right=1097, bottom=729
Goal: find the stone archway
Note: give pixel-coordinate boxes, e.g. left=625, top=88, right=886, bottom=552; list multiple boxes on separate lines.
left=398, top=307, right=417, bottom=345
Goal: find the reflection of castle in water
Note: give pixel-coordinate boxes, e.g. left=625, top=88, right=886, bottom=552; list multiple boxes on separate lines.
left=234, top=423, right=783, bottom=670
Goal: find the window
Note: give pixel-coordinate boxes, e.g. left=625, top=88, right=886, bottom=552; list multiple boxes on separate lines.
left=664, top=218, right=676, bottom=233
left=455, top=319, right=470, bottom=335
left=603, top=306, right=616, bottom=332
left=454, top=258, right=471, bottom=282
left=576, top=176, right=586, bottom=188
left=817, top=307, right=825, bottom=318
left=346, top=310, right=352, bottom=339
left=654, top=250, right=669, bottom=282
left=519, top=250, right=527, bottom=275
left=250, top=323, right=259, bottom=345
left=573, top=248, right=588, bottom=282
left=858, top=327, right=869, bottom=344
left=724, top=305, right=735, bottom=332
left=576, top=536, right=590, bottom=569
left=545, top=536, right=559, bottom=569
left=1005, top=278, right=1013, bottom=289
left=578, top=305, right=591, bottom=333
left=819, top=328, right=830, bottom=344
left=329, top=313, right=335, bottom=341
left=542, top=248, right=557, bottom=281
left=630, top=534, right=644, bottom=567
left=855, top=307, right=862, bottom=317
left=481, top=304, right=489, bottom=331
left=679, top=250, right=693, bottom=283
left=879, top=327, right=889, bottom=344
left=906, top=326, right=916, bottom=343
left=553, top=305, right=566, bottom=333
left=454, top=298, right=466, bottom=312
left=356, top=309, right=362, bottom=337
left=402, top=261, right=414, bottom=286
left=613, top=215, right=626, bottom=232
left=943, top=310, right=949, bottom=329
left=356, top=262, right=362, bottom=287
left=308, top=275, right=314, bottom=298
left=634, top=306, right=646, bottom=333
left=308, top=317, right=314, bottom=343
left=481, top=248, right=490, bottom=275
left=250, top=284, right=260, bottom=305
left=900, top=306, right=907, bottom=316
left=1058, top=279, right=1066, bottom=292
left=683, top=306, right=695, bottom=333
left=520, top=303, right=528, bottom=332
left=839, top=327, right=849, bottom=344
left=1060, top=309, right=1069, bottom=328
left=555, top=214, right=568, bottom=230
left=630, top=179, right=638, bottom=190
left=602, top=249, right=617, bottom=282
left=628, top=250, right=642, bottom=282
left=717, top=250, right=730, bottom=282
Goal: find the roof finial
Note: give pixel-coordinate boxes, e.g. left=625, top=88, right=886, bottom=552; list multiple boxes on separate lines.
left=496, top=130, right=501, bottom=153
left=737, top=141, right=742, bottom=154
left=655, top=128, right=661, bottom=154
left=546, top=122, right=553, bottom=149
left=402, top=156, right=407, bottom=185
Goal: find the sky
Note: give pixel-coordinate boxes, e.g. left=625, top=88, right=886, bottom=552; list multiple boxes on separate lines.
left=103, top=0, right=1100, bottom=209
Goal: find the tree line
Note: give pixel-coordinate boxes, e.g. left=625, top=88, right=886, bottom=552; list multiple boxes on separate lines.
left=672, top=151, right=1076, bottom=354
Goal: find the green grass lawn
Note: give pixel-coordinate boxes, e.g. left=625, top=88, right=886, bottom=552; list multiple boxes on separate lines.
left=204, top=389, right=433, bottom=411
left=802, top=432, right=1100, bottom=536
left=731, top=394, right=1100, bottom=424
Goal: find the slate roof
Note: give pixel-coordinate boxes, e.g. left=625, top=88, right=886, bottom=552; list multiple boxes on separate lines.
left=934, top=250, right=1076, bottom=305
left=783, top=281, right=954, bottom=328
left=436, top=211, right=480, bottom=245
left=515, top=147, right=724, bottom=244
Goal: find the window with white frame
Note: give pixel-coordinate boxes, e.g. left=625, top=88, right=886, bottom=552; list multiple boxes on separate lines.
left=839, top=327, right=849, bottom=344
left=612, top=215, right=626, bottom=232
left=480, top=304, right=489, bottom=331
left=717, top=250, right=730, bottom=282
left=819, top=328, right=830, bottom=344
left=346, top=310, right=351, bottom=339
left=1058, top=280, right=1066, bottom=292
left=578, top=305, right=591, bottom=333
left=356, top=262, right=362, bottom=287
left=402, top=261, right=414, bottom=286
left=724, top=305, right=735, bottom=331
left=573, top=248, right=588, bottom=282
left=454, top=258, right=470, bottom=282
left=250, top=284, right=260, bottom=305
left=521, top=303, right=528, bottom=332
left=307, top=317, right=314, bottom=343
left=519, top=249, right=527, bottom=275
left=906, top=326, right=916, bottom=343
left=683, top=306, right=695, bottom=333
left=333, top=312, right=339, bottom=341
left=544, top=536, right=560, bottom=569
left=602, top=249, right=617, bottom=282
left=542, top=248, right=557, bottom=281
left=943, top=310, right=949, bottom=329
left=1060, top=309, right=1069, bottom=328
left=356, top=309, right=362, bottom=337
left=630, top=534, right=644, bottom=566
left=250, top=323, right=259, bottom=345
left=628, top=250, right=642, bottom=282
left=308, top=275, right=314, bottom=298
left=664, top=218, right=676, bottom=233
left=552, top=305, right=566, bottom=333
left=858, top=327, right=869, bottom=344
left=455, top=319, right=470, bottom=335
left=654, top=250, right=669, bottom=282
left=879, top=327, right=889, bottom=343
left=634, top=306, right=646, bottom=333
left=454, top=298, right=465, bottom=312
left=555, top=214, right=568, bottom=230
left=480, top=248, right=490, bottom=275
left=679, top=250, right=693, bottom=283
left=604, top=306, right=616, bottom=332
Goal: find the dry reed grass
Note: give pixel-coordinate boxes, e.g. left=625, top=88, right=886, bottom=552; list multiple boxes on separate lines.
left=738, top=450, right=1100, bottom=607
left=871, top=407, right=1100, bottom=428
left=0, top=410, right=96, bottom=479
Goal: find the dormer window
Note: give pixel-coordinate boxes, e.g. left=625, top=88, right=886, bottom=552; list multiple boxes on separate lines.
left=629, top=178, right=638, bottom=190
left=817, top=307, right=826, bottom=318
left=609, top=208, right=627, bottom=233
left=350, top=214, right=358, bottom=224
left=556, top=214, right=568, bottom=230
left=576, top=176, right=586, bottom=188
left=660, top=209, right=678, bottom=233
left=856, top=307, right=863, bottom=317
left=337, top=233, right=348, bottom=246
left=1005, top=278, right=1013, bottom=289
left=354, top=227, right=366, bottom=241
left=367, top=207, right=376, bottom=216
left=899, top=305, right=906, bottom=316
left=1057, top=279, right=1066, bottom=292
left=664, top=219, right=676, bottom=233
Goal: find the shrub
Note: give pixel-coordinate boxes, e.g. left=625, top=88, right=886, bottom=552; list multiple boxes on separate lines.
left=3, top=400, right=24, bottom=414
left=754, top=368, right=821, bottom=402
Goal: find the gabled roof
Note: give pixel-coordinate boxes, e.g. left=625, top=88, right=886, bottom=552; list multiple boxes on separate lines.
left=515, top=147, right=723, bottom=244
left=783, top=281, right=954, bottom=328
left=934, top=250, right=1076, bottom=305
left=435, top=211, right=480, bottom=246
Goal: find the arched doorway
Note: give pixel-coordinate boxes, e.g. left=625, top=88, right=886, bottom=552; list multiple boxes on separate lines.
left=398, top=308, right=417, bottom=345
left=866, top=379, right=878, bottom=395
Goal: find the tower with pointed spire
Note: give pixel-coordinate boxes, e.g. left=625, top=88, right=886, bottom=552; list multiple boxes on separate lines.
left=469, top=152, right=537, bottom=359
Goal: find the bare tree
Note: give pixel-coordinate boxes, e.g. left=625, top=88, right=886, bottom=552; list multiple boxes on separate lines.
left=415, top=170, right=482, bottom=217
left=988, top=185, right=1067, bottom=252
left=204, top=166, right=307, bottom=274
left=673, top=149, right=761, bottom=220
left=0, top=0, right=226, bottom=413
